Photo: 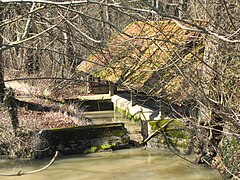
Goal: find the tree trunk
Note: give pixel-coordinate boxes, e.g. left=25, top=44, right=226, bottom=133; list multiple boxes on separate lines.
left=4, top=88, right=19, bottom=130
left=0, top=5, right=19, bottom=131
left=194, top=2, right=239, bottom=173
left=179, top=0, right=188, bottom=19
left=0, top=5, right=6, bottom=103
left=195, top=38, right=216, bottom=164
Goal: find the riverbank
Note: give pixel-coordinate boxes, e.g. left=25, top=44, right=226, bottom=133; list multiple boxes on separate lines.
left=0, top=148, right=222, bottom=180
left=0, top=100, right=91, bottom=158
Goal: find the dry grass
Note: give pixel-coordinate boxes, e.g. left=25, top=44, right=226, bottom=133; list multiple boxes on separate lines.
left=1, top=75, right=91, bottom=158
left=0, top=105, right=91, bottom=159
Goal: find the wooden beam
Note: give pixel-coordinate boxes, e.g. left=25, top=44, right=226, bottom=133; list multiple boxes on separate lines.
left=130, top=92, right=137, bottom=106
left=86, top=75, right=93, bottom=94
left=109, top=82, right=114, bottom=96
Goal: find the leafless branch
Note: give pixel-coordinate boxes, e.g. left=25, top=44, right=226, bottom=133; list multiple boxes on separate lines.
left=0, top=151, right=59, bottom=176
left=21, top=2, right=36, bottom=39
left=58, top=9, right=102, bottom=43
left=0, top=19, right=63, bottom=52
left=1, top=0, right=89, bottom=5
left=141, top=120, right=174, bottom=144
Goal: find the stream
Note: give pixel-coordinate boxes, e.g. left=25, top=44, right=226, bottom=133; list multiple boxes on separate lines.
left=0, top=111, right=222, bottom=180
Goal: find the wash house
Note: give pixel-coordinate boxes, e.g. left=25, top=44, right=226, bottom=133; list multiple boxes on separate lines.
left=77, top=20, right=204, bottom=119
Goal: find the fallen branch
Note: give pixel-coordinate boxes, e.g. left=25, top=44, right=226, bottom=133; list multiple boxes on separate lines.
left=0, top=151, right=59, bottom=176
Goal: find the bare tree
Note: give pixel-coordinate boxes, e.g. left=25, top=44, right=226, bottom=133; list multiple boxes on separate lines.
left=0, top=0, right=239, bottom=178
left=0, top=5, right=6, bottom=102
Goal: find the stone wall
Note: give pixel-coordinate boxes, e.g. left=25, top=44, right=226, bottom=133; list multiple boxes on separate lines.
left=34, top=123, right=130, bottom=158
left=111, top=94, right=193, bottom=154
left=91, top=85, right=109, bottom=94
left=147, top=119, right=193, bottom=154
left=112, top=94, right=161, bottom=121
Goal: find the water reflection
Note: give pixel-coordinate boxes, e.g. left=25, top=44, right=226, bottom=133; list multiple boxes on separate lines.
left=0, top=148, right=221, bottom=180
left=0, top=111, right=222, bottom=179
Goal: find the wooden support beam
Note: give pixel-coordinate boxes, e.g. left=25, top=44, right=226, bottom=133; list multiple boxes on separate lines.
left=130, top=92, right=137, bottom=106
left=86, top=75, right=93, bottom=94
left=109, top=81, right=114, bottom=96
left=141, top=120, right=148, bottom=140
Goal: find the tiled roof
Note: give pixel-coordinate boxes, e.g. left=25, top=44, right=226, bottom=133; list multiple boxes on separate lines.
left=77, top=20, right=204, bottom=103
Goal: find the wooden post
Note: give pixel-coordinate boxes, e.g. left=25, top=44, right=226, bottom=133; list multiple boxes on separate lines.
left=86, top=75, right=93, bottom=94
left=141, top=120, right=148, bottom=140
left=130, top=92, right=137, bottom=106
left=158, top=99, right=162, bottom=118
left=97, top=77, right=101, bottom=86
left=109, top=81, right=114, bottom=96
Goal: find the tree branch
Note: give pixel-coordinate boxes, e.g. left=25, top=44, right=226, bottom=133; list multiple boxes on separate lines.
left=141, top=120, right=174, bottom=144
left=58, top=9, right=102, bottom=43
left=4, top=76, right=112, bottom=86
left=0, top=20, right=63, bottom=52
left=0, top=151, right=59, bottom=176
left=21, top=2, right=36, bottom=39
left=1, top=0, right=89, bottom=5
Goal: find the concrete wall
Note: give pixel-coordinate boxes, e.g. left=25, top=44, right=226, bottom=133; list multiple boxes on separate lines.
left=147, top=119, right=193, bottom=154
left=91, top=85, right=109, bottom=94
left=111, top=94, right=192, bottom=154
left=34, top=123, right=130, bottom=158
left=111, top=95, right=162, bottom=121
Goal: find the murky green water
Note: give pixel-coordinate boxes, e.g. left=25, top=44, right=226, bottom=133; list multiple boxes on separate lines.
left=0, top=111, right=222, bottom=179
left=0, top=148, right=221, bottom=180
left=83, top=110, right=143, bottom=141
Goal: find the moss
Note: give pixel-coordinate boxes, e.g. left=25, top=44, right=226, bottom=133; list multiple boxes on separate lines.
left=78, top=20, right=204, bottom=99
left=166, top=129, right=190, bottom=139
left=115, top=106, right=141, bottom=122
left=121, top=136, right=130, bottom=144
left=84, top=146, right=98, bottom=153
left=132, top=114, right=141, bottom=123
left=47, top=123, right=126, bottom=141
left=149, top=119, right=183, bottom=131
left=126, top=111, right=133, bottom=119
left=101, top=129, right=127, bottom=137
left=149, top=119, right=192, bottom=151
left=50, top=123, right=124, bottom=131
left=100, top=144, right=112, bottom=150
